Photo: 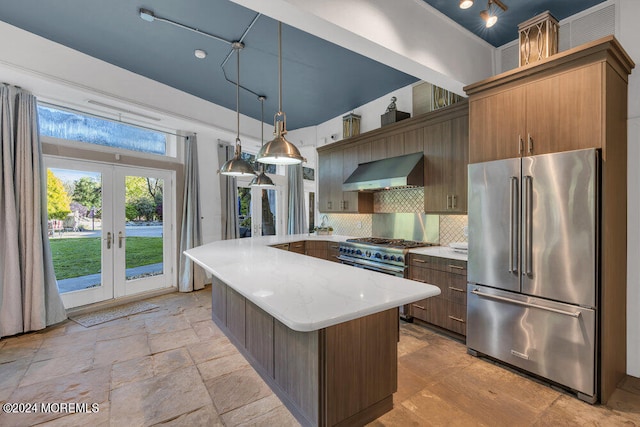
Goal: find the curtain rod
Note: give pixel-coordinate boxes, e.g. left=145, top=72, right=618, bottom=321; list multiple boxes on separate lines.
left=38, top=100, right=190, bottom=139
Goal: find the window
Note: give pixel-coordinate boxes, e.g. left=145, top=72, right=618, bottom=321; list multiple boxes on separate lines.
left=38, top=105, right=167, bottom=155
left=240, top=152, right=277, bottom=174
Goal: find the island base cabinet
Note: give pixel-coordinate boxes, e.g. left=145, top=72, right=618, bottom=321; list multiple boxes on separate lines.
left=210, top=278, right=399, bottom=426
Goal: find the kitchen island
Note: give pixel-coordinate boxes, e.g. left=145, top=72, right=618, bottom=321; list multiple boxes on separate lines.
left=184, top=234, right=440, bottom=427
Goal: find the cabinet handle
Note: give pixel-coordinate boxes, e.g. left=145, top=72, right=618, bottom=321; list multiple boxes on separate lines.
left=413, top=259, right=427, bottom=263
left=448, top=315, right=465, bottom=323
left=413, top=304, right=426, bottom=310
left=448, top=286, right=465, bottom=293
left=412, top=278, right=426, bottom=283
left=328, top=201, right=332, bottom=210
left=452, top=195, right=457, bottom=209
left=293, top=244, right=303, bottom=248
left=448, top=264, right=465, bottom=270
left=528, top=133, right=533, bottom=154
left=446, top=195, right=452, bottom=209
left=329, top=245, right=339, bottom=249
left=339, top=200, right=344, bottom=210
left=518, top=135, right=523, bottom=155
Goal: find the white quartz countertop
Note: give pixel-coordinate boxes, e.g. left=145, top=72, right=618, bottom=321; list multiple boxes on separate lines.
left=408, top=246, right=468, bottom=262
left=184, top=234, right=440, bottom=332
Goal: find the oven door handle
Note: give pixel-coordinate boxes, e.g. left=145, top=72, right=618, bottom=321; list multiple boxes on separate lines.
left=337, top=255, right=405, bottom=276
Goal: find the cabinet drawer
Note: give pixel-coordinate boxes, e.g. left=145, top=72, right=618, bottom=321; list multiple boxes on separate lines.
left=409, top=254, right=443, bottom=270
left=289, top=241, right=306, bottom=254
left=446, top=259, right=467, bottom=275
left=445, top=301, right=466, bottom=336
left=272, top=243, right=290, bottom=251
left=410, top=297, right=440, bottom=324
left=446, top=275, right=467, bottom=305
left=408, top=266, right=446, bottom=294
left=327, top=243, right=341, bottom=263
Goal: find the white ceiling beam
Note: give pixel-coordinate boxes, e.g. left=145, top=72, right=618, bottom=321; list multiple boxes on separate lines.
left=231, top=0, right=496, bottom=96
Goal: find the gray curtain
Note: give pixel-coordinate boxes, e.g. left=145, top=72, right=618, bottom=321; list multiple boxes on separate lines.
left=287, top=164, right=307, bottom=234
left=217, top=141, right=239, bottom=239
left=178, top=135, right=205, bottom=292
left=0, top=84, right=66, bottom=338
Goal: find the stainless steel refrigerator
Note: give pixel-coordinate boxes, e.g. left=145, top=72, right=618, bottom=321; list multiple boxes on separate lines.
left=467, top=148, right=599, bottom=403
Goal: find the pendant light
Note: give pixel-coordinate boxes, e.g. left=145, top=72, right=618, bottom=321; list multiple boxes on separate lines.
left=220, top=42, right=256, bottom=176
left=250, top=96, right=275, bottom=187
left=256, top=22, right=305, bottom=165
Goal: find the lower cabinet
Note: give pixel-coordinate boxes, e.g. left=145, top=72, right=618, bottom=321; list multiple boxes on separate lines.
left=289, top=241, right=306, bottom=254
left=306, top=241, right=328, bottom=259
left=407, top=254, right=467, bottom=336
left=210, top=277, right=397, bottom=426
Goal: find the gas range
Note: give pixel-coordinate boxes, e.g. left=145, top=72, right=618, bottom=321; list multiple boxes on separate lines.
left=337, top=237, right=434, bottom=277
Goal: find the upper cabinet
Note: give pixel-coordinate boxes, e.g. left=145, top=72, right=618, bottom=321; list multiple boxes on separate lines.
left=465, top=36, right=631, bottom=164
left=317, top=100, right=469, bottom=214
left=423, top=103, right=469, bottom=214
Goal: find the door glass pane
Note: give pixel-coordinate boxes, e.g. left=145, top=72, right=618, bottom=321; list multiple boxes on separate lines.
left=261, top=189, right=277, bottom=236
left=47, top=168, right=103, bottom=294
left=238, top=187, right=251, bottom=238
left=124, top=175, right=164, bottom=281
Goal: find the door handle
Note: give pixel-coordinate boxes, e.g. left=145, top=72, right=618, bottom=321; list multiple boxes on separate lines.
left=523, top=176, right=533, bottom=277
left=106, top=232, right=112, bottom=249
left=471, top=289, right=581, bottom=318
left=118, top=231, right=124, bottom=249
left=509, top=176, right=518, bottom=274
left=518, top=135, right=523, bottom=155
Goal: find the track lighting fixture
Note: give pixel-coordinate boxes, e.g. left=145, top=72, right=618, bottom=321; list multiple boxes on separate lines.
left=480, top=0, right=507, bottom=28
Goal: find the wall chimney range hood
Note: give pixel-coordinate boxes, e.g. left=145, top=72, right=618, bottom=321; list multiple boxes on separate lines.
left=343, top=152, right=424, bottom=192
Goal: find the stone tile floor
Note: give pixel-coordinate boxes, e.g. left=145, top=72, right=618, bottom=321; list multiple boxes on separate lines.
left=0, top=287, right=638, bottom=426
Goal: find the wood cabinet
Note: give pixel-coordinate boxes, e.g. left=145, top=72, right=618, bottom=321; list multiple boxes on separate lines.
left=317, top=149, right=373, bottom=213
left=407, top=254, right=467, bottom=336
left=423, top=106, right=469, bottom=213
left=467, top=47, right=609, bottom=163
left=326, top=242, right=341, bottom=263
left=464, top=36, right=634, bottom=403
left=288, top=240, right=306, bottom=254
left=210, top=276, right=398, bottom=426
left=317, top=100, right=469, bottom=214
left=306, top=241, right=328, bottom=259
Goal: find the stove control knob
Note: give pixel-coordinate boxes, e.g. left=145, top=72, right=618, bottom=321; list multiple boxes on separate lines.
left=365, top=251, right=371, bottom=258
left=389, top=255, right=396, bottom=261
left=356, top=249, right=362, bottom=255
left=397, top=255, right=404, bottom=263
left=375, top=253, right=382, bottom=259
left=339, top=247, right=344, bottom=252
left=383, top=254, right=389, bottom=260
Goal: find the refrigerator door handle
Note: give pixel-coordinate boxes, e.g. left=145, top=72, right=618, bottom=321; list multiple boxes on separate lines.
left=509, top=176, right=519, bottom=273
left=471, top=289, right=582, bottom=318
left=523, top=175, right=533, bottom=277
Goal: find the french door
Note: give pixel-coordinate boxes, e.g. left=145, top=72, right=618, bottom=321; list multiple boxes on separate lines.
left=46, top=157, right=175, bottom=308
left=237, top=184, right=283, bottom=238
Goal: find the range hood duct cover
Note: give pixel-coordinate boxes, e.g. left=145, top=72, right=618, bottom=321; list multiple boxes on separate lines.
left=343, top=152, right=424, bottom=192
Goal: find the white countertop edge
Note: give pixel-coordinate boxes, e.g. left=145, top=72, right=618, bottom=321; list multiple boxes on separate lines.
left=408, top=246, right=468, bottom=261
left=184, top=234, right=442, bottom=332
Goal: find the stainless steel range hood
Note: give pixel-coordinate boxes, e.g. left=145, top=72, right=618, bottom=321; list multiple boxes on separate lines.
left=343, top=152, right=424, bottom=192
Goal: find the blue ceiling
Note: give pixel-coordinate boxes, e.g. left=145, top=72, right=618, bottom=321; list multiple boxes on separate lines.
left=0, top=0, right=605, bottom=129
left=421, top=0, right=606, bottom=47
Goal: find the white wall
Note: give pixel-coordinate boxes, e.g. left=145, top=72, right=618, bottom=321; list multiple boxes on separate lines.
left=618, top=0, right=640, bottom=377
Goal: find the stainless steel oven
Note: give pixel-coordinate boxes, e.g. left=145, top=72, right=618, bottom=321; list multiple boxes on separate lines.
left=337, top=237, right=433, bottom=320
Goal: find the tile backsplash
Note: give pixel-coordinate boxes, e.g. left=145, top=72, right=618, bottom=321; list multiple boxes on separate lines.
left=320, top=187, right=468, bottom=244
left=439, top=215, right=468, bottom=246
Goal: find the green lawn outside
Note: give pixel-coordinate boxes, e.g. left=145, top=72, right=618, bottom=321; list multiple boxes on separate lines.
left=49, top=237, right=163, bottom=279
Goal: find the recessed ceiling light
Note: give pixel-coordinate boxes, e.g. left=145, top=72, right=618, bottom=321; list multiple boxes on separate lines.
left=459, top=0, right=473, bottom=9
left=194, top=49, right=207, bottom=59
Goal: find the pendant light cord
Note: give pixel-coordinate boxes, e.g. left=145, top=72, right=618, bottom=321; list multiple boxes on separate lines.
left=236, top=45, right=241, bottom=145
left=278, top=21, right=283, bottom=114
